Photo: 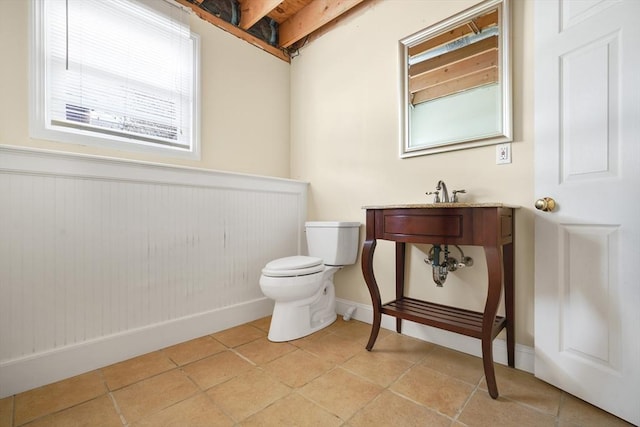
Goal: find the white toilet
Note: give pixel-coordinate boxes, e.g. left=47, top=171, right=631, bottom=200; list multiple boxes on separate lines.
left=259, top=221, right=360, bottom=342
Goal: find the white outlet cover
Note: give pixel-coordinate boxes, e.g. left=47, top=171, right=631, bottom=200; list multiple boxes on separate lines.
left=496, top=143, right=511, bottom=164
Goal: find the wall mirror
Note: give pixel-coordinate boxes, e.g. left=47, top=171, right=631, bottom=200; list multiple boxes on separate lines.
left=399, top=0, right=511, bottom=158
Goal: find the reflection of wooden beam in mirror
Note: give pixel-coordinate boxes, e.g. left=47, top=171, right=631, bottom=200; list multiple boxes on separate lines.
left=407, top=10, right=498, bottom=57
left=412, top=67, right=498, bottom=105
left=408, top=35, right=498, bottom=104
left=409, top=49, right=498, bottom=94
left=409, top=35, right=498, bottom=76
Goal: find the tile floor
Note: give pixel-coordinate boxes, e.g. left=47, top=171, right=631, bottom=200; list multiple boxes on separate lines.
left=0, top=317, right=633, bottom=427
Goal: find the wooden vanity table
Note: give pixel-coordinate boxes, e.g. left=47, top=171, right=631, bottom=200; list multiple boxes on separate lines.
left=361, top=203, right=517, bottom=398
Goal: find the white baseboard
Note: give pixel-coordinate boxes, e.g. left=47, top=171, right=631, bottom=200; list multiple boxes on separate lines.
left=336, top=298, right=534, bottom=374
left=0, top=298, right=274, bottom=398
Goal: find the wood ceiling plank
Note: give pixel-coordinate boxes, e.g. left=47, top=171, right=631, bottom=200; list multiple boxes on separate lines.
left=175, top=0, right=290, bottom=62
left=267, top=0, right=313, bottom=23
left=278, top=0, right=365, bottom=48
left=294, top=0, right=381, bottom=47
left=238, top=0, right=282, bottom=29
left=412, top=67, right=498, bottom=105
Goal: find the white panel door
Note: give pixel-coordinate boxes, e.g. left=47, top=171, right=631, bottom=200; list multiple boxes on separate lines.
left=534, top=0, right=640, bottom=424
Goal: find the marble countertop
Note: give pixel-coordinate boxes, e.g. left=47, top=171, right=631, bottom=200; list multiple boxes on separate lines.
left=362, top=203, right=520, bottom=209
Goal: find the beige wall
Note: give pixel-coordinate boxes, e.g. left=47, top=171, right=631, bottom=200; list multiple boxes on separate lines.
left=290, top=0, right=535, bottom=347
left=0, top=0, right=291, bottom=178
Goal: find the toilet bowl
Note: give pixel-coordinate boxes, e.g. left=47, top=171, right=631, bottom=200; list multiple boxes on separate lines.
left=259, top=221, right=359, bottom=342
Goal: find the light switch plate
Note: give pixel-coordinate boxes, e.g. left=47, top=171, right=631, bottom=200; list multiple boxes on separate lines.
left=496, top=143, right=511, bottom=164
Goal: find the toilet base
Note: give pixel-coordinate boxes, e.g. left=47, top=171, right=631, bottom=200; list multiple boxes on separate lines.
left=267, top=281, right=337, bottom=342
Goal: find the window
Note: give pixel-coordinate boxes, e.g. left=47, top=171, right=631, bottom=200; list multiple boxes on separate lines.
left=30, top=0, right=200, bottom=158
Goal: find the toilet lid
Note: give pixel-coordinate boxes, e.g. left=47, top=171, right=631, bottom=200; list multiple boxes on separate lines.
left=262, top=256, right=324, bottom=277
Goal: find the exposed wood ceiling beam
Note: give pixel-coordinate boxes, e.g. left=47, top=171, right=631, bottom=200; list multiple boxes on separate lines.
left=278, top=0, right=365, bottom=48
left=294, top=0, right=382, bottom=47
left=178, top=0, right=371, bottom=62
left=238, top=0, right=282, bottom=30
left=175, top=0, right=290, bottom=62
left=266, top=0, right=311, bottom=23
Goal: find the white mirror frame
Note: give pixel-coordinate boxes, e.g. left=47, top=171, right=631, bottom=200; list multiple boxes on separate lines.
left=399, top=0, right=512, bottom=158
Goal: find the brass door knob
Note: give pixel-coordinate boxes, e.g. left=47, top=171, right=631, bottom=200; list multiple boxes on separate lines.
left=535, top=197, right=556, bottom=212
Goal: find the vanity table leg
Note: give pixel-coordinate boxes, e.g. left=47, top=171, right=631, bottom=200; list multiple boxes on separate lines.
left=362, top=237, right=381, bottom=351
left=504, top=241, right=515, bottom=367
left=395, top=242, right=406, bottom=334
left=483, top=246, right=504, bottom=399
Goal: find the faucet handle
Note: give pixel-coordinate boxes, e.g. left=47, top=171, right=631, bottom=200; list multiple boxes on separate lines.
left=425, top=191, right=440, bottom=203
left=451, top=189, right=466, bottom=202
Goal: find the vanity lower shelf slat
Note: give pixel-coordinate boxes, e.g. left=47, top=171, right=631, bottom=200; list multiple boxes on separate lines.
left=381, top=297, right=506, bottom=339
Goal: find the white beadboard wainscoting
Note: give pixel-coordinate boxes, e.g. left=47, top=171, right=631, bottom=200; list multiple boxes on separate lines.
left=0, top=146, right=308, bottom=397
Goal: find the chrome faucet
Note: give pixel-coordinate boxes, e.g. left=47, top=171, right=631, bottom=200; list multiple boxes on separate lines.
left=426, top=180, right=450, bottom=203
left=436, top=180, right=449, bottom=202
left=426, top=180, right=466, bottom=203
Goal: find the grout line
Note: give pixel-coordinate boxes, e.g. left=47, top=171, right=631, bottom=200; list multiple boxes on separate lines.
left=229, top=348, right=258, bottom=366
left=10, top=395, right=15, bottom=427
left=181, top=365, right=205, bottom=391
left=201, top=390, right=237, bottom=424
left=12, top=374, right=112, bottom=427
left=98, top=369, right=127, bottom=426
left=105, top=367, right=177, bottom=392
left=343, top=388, right=385, bottom=425
left=555, top=392, right=566, bottom=427
left=109, top=368, right=204, bottom=426
left=454, top=376, right=482, bottom=422
left=107, top=392, right=128, bottom=427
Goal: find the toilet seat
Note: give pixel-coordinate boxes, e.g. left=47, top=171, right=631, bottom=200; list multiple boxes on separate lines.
left=261, top=255, right=324, bottom=277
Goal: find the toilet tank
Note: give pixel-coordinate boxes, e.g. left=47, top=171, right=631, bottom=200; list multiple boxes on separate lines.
left=305, top=221, right=360, bottom=266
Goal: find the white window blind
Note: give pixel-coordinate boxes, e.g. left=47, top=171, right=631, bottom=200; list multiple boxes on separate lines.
left=35, top=0, right=198, bottom=153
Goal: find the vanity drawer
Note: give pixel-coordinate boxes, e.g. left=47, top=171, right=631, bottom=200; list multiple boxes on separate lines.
left=377, top=208, right=473, bottom=244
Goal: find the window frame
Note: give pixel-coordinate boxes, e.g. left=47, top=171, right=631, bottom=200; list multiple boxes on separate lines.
left=29, top=0, right=201, bottom=160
